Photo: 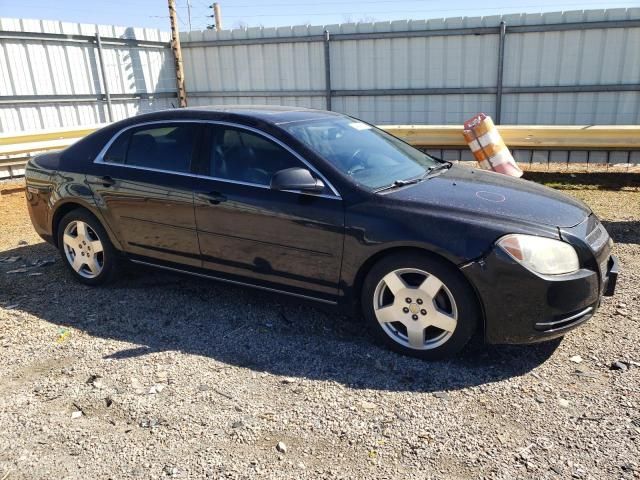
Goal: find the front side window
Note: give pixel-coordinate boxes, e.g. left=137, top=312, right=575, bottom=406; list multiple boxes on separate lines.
left=103, top=123, right=196, bottom=173
left=209, top=126, right=302, bottom=186
left=281, top=116, right=440, bottom=190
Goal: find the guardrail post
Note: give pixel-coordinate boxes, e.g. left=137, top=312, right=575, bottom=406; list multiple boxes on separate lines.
left=323, top=30, right=332, bottom=111
left=95, top=31, right=114, bottom=122
left=495, top=21, right=506, bottom=124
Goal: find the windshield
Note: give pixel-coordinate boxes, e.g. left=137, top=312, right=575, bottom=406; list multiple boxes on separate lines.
left=280, top=116, right=441, bottom=190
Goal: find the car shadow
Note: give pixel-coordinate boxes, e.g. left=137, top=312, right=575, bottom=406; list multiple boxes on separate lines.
left=602, top=220, right=640, bottom=245
left=522, top=171, right=640, bottom=191
left=1, top=243, right=561, bottom=393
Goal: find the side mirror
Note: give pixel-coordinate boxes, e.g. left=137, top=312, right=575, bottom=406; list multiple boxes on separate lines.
left=270, top=167, right=325, bottom=193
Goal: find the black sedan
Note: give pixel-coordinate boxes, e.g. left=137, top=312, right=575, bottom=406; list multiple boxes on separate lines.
left=24, top=106, right=618, bottom=359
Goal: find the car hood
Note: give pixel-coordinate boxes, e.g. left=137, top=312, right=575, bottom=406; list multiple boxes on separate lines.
left=385, top=165, right=590, bottom=228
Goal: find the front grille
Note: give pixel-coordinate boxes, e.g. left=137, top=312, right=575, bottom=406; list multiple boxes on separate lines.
left=586, top=221, right=609, bottom=252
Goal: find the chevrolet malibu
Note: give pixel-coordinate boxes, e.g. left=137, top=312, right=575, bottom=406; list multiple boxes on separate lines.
left=24, top=106, right=618, bottom=359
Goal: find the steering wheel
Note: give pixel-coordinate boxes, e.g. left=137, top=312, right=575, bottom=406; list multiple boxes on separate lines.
left=347, top=148, right=367, bottom=176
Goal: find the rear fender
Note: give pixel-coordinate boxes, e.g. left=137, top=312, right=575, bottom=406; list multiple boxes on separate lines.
left=49, top=174, right=124, bottom=251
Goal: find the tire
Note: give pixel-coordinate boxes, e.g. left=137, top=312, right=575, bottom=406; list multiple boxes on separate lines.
left=56, top=208, right=119, bottom=286
left=361, top=251, right=479, bottom=360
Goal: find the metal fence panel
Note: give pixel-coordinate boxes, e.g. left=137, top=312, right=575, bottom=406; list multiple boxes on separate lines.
left=181, top=25, right=326, bottom=94
left=180, top=7, right=640, bottom=126
left=332, top=94, right=497, bottom=124
left=502, top=91, right=640, bottom=125
left=1, top=8, right=639, bottom=133
left=0, top=18, right=176, bottom=133
left=329, top=19, right=499, bottom=90
left=187, top=95, right=326, bottom=110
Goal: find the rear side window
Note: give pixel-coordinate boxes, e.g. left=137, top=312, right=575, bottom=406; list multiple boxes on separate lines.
left=103, top=123, right=197, bottom=173
left=208, top=126, right=302, bottom=185
left=103, top=131, right=129, bottom=164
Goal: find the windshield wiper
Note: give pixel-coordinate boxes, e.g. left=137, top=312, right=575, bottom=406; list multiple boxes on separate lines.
left=374, top=176, right=423, bottom=193
left=427, top=161, right=453, bottom=174
left=374, top=162, right=452, bottom=193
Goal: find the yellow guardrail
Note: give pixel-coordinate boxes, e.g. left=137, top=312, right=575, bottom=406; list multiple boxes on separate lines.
left=0, top=125, right=105, bottom=157
left=383, top=125, right=640, bottom=149
left=1, top=124, right=639, bottom=163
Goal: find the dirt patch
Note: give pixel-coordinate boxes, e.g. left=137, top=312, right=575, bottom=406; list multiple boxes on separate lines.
left=0, top=177, right=638, bottom=479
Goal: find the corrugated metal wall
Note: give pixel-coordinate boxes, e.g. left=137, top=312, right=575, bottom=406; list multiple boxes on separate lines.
left=0, top=18, right=176, bottom=133
left=181, top=8, right=640, bottom=125
left=1, top=8, right=638, bottom=134
left=182, top=24, right=328, bottom=112
left=502, top=10, right=640, bottom=125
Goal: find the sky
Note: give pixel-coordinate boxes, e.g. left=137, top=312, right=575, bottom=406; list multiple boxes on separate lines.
left=0, top=0, right=638, bottom=31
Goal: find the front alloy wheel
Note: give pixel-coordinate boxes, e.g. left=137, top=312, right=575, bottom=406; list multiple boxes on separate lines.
left=373, top=268, right=458, bottom=350
left=362, top=252, right=478, bottom=359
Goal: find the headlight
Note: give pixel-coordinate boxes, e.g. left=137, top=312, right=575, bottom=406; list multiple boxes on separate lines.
left=496, top=234, right=579, bottom=275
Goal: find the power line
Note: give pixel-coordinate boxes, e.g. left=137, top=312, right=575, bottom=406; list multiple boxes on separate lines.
left=8, top=0, right=635, bottom=11
left=186, top=0, right=192, bottom=32
left=218, top=1, right=639, bottom=18
left=175, top=10, right=188, bottom=28
left=204, top=0, right=523, bottom=6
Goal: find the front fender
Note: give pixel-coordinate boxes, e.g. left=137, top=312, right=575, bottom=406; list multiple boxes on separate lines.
left=338, top=199, right=561, bottom=308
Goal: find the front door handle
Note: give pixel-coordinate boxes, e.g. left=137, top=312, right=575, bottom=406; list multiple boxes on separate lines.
left=196, top=191, right=227, bottom=204
left=87, top=175, right=116, bottom=187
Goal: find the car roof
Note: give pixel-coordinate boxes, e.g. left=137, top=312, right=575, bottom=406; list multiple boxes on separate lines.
left=59, top=105, right=346, bottom=172
left=122, top=105, right=343, bottom=127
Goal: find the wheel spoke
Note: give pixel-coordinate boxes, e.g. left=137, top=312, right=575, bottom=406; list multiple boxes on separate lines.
left=63, top=233, right=77, bottom=249
left=382, top=271, right=407, bottom=295
left=90, top=240, right=103, bottom=254
left=71, top=255, right=84, bottom=273
left=406, top=324, right=425, bottom=348
left=418, top=275, right=443, bottom=299
left=428, top=310, right=457, bottom=332
left=86, top=257, right=99, bottom=275
left=375, top=305, right=398, bottom=324
left=75, top=221, right=87, bottom=238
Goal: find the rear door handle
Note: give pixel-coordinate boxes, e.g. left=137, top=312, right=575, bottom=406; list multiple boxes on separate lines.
left=196, top=191, right=227, bottom=204
left=87, top=175, right=116, bottom=187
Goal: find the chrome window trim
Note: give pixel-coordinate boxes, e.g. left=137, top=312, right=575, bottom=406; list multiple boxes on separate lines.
left=93, top=119, right=342, bottom=199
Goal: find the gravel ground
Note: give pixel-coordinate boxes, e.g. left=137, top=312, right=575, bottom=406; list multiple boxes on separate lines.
left=0, top=176, right=639, bottom=480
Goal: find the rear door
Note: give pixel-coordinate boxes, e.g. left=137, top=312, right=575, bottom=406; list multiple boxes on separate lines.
left=193, top=123, right=345, bottom=301
left=88, top=121, right=203, bottom=267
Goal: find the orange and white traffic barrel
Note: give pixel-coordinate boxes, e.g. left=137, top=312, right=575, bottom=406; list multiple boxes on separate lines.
left=462, top=113, right=522, bottom=177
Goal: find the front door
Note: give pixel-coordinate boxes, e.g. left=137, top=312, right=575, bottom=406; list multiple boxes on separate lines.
left=88, top=122, right=202, bottom=267
left=193, top=124, right=344, bottom=300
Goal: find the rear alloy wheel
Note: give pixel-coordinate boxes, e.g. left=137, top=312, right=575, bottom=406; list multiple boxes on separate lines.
left=57, top=209, right=118, bottom=285
left=62, top=220, right=104, bottom=279
left=362, top=253, right=478, bottom=359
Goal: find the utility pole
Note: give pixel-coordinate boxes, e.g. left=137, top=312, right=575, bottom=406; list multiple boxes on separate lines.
left=168, top=0, right=187, bottom=107
left=207, top=3, right=223, bottom=31
left=213, top=3, right=222, bottom=31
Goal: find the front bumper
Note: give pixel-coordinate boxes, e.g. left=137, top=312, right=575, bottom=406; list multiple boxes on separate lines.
left=461, top=248, right=618, bottom=345
left=602, top=254, right=619, bottom=297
